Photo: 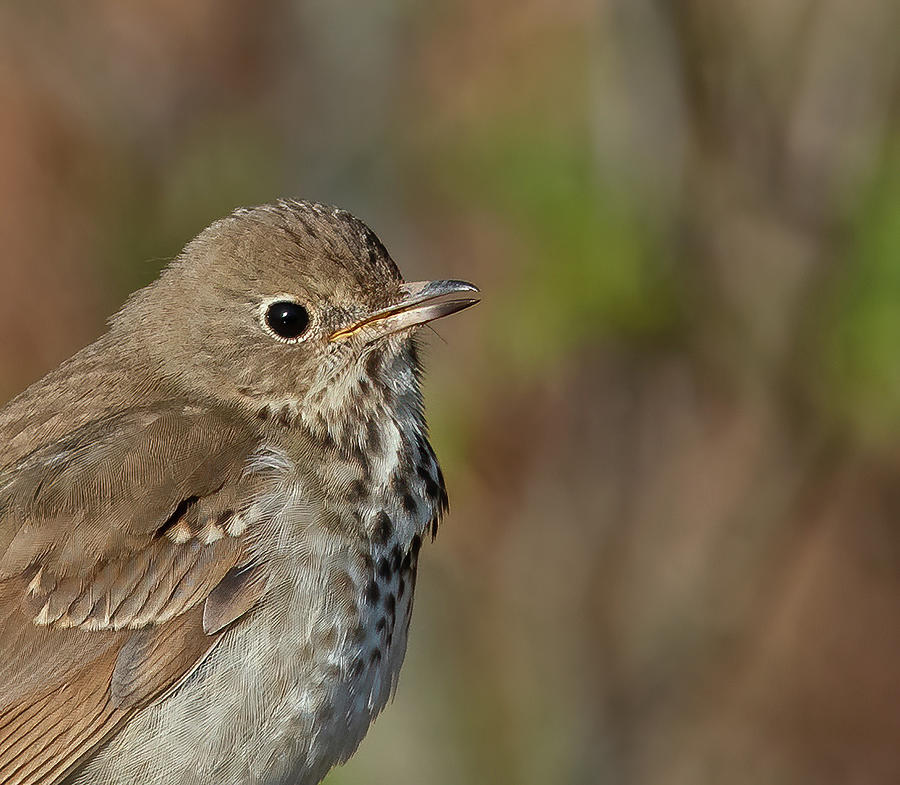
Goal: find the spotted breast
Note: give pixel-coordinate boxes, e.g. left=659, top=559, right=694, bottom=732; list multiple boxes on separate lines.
left=68, top=339, right=447, bottom=785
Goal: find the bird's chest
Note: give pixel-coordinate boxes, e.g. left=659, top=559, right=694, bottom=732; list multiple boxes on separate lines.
left=242, top=475, right=429, bottom=784
left=240, top=404, right=444, bottom=774
left=76, top=416, right=445, bottom=785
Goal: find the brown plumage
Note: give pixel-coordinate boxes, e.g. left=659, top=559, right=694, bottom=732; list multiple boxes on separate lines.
left=0, top=200, right=478, bottom=785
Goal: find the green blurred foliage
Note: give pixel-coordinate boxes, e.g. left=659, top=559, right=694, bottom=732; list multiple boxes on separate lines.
left=822, top=146, right=900, bottom=443
left=433, top=119, right=676, bottom=373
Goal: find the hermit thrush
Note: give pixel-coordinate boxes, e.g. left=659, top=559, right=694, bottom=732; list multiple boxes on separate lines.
left=0, top=200, right=478, bottom=785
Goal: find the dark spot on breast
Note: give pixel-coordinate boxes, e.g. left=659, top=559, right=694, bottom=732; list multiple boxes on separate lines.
left=417, top=466, right=441, bottom=501
left=401, top=550, right=412, bottom=573
left=346, top=479, right=367, bottom=503
left=349, top=658, right=365, bottom=679
left=316, top=705, right=335, bottom=724
left=370, top=648, right=383, bottom=665
left=384, top=593, right=396, bottom=618
left=391, top=473, right=409, bottom=496
left=372, top=512, right=393, bottom=545
left=431, top=517, right=440, bottom=540
left=376, top=616, right=387, bottom=633
left=365, top=580, right=380, bottom=604
left=365, top=348, right=383, bottom=378
left=390, top=544, right=402, bottom=572
left=436, top=465, right=449, bottom=509
left=378, top=379, right=394, bottom=401
left=257, top=406, right=270, bottom=421
left=402, top=493, right=417, bottom=514
left=376, top=556, right=391, bottom=580
left=424, top=476, right=441, bottom=501
left=366, top=419, right=382, bottom=454
left=397, top=575, right=406, bottom=599
left=360, top=552, right=375, bottom=573
left=414, top=431, right=428, bottom=455
left=411, top=534, right=422, bottom=556
left=320, top=429, right=336, bottom=451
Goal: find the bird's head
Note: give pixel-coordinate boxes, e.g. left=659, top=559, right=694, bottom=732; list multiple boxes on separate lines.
left=113, top=199, right=479, bottom=437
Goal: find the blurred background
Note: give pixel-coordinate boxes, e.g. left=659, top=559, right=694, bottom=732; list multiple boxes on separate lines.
left=2, top=1, right=900, bottom=783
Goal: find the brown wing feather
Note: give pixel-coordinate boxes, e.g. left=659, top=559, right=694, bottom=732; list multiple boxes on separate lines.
left=0, top=643, right=128, bottom=785
left=202, top=561, right=270, bottom=635
left=0, top=403, right=274, bottom=785
left=111, top=605, right=219, bottom=710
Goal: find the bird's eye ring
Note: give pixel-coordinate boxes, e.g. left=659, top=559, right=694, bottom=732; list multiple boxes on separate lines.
left=262, top=299, right=310, bottom=341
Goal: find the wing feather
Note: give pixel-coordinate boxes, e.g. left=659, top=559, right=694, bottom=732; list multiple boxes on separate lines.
left=0, top=403, right=277, bottom=785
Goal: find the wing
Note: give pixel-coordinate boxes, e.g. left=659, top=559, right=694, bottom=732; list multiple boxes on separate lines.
left=0, top=404, right=273, bottom=785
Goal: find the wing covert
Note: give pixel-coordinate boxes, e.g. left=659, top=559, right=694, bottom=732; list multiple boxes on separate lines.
left=0, top=403, right=278, bottom=785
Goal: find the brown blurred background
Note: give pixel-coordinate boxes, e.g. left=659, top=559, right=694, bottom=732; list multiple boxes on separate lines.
left=3, top=1, right=900, bottom=783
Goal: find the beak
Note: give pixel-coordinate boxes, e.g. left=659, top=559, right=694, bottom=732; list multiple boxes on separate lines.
left=330, top=280, right=480, bottom=341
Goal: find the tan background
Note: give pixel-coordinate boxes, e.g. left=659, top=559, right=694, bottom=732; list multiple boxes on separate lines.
left=2, top=2, right=900, bottom=783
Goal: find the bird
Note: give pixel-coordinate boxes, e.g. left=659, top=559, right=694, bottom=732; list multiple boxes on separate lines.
left=0, top=199, right=479, bottom=785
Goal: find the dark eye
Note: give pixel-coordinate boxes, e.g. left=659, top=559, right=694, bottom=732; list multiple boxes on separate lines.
left=264, top=300, right=310, bottom=340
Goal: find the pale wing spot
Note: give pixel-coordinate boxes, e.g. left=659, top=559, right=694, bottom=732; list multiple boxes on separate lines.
left=33, top=601, right=52, bottom=626
left=226, top=514, right=248, bottom=537
left=203, top=524, right=225, bottom=544
left=55, top=613, right=75, bottom=629
left=27, top=567, right=44, bottom=596
left=168, top=521, right=193, bottom=544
